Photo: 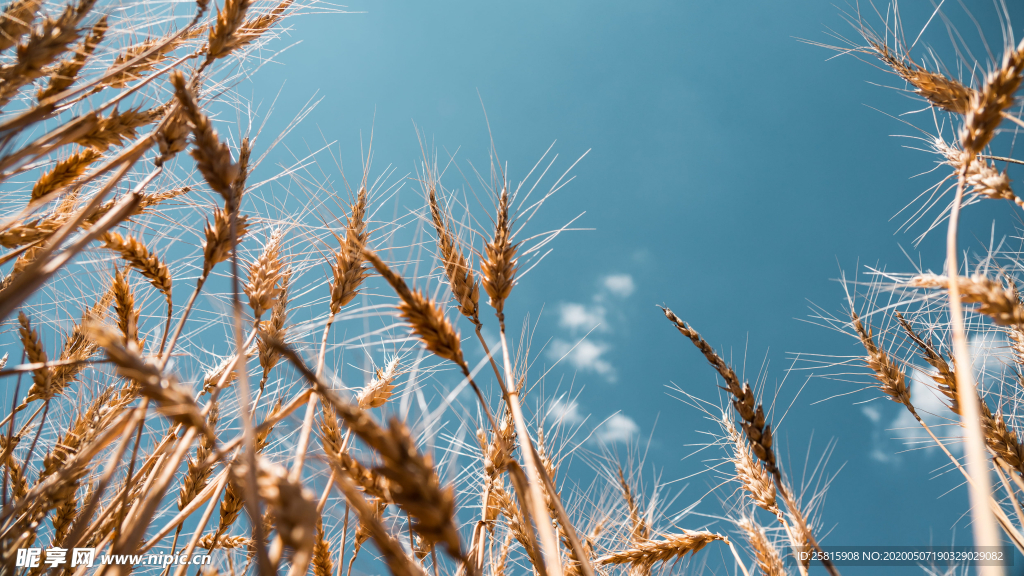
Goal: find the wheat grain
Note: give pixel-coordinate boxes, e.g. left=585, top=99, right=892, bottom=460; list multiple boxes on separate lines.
left=245, top=229, right=285, bottom=319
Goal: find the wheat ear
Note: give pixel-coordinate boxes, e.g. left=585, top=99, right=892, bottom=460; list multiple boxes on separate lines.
left=870, top=42, right=975, bottom=114
left=910, top=273, right=1024, bottom=326
left=738, top=518, right=786, bottom=576
left=596, top=531, right=728, bottom=572
left=480, top=188, right=518, bottom=328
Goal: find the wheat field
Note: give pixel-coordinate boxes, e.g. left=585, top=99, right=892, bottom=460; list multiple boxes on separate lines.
left=2, top=1, right=1024, bottom=575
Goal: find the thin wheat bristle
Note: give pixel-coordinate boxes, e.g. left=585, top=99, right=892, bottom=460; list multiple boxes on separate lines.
left=364, top=249, right=465, bottom=366
left=245, top=229, right=285, bottom=319
left=596, top=531, right=728, bottom=572
left=31, top=148, right=101, bottom=201
left=738, top=518, right=786, bottom=576
left=100, top=231, right=173, bottom=304
left=480, top=188, right=518, bottom=324
left=909, top=273, right=1024, bottom=326
left=357, top=355, right=399, bottom=409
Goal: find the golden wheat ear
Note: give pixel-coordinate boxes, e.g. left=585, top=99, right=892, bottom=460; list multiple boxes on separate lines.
left=661, top=306, right=777, bottom=474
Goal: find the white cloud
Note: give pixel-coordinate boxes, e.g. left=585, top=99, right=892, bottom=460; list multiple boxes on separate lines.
left=603, top=274, right=635, bottom=298
left=549, top=338, right=616, bottom=381
left=595, top=413, right=639, bottom=444
left=558, top=302, right=605, bottom=333
left=861, top=405, right=881, bottom=424
left=546, top=399, right=585, bottom=425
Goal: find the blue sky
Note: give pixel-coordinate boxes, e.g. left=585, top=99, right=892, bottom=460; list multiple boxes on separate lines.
left=245, top=1, right=1024, bottom=573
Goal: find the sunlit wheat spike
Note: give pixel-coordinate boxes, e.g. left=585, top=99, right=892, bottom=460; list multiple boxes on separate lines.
left=494, top=485, right=543, bottom=570
left=100, top=231, right=173, bottom=304
left=428, top=182, right=479, bottom=322
left=236, top=0, right=293, bottom=46
left=616, top=467, right=649, bottom=543
left=0, top=0, right=42, bottom=53
left=909, top=273, right=1024, bottom=326
left=76, top=106, right=163, bottom=152
left=202, top=207, right=249, bottom=278
left=961, top=40, right=1024, bottom=155
left=480, top=187, right=518, bottom=324
left=869, top=42, right=975, bottom=115
left=197, top=533, right=252, bottom=549
left=318, top=400, right=344, bottom=457
left=722, top=415, right=778, bottom=515
left=895, top=312, right=958, bottom=411
left=156, top=104, right=191, bottom=167
left=850, top=311, right=911, bottom=407
left=102, top=27, right=206, bottom=89
left=171, top=70, right=239, bottom=204
left=1, top=436, right=27, bottom=503
left=31, top=148, right=101, bottom=201
left=738, top=518, right=786, bottom=576
left=207, top=0, right=252, bottom=61
left=312, top=519, right=333, bottom=576
left=233, top=458, right=317, bottom=573
left=891, top=313, right=1024, bottom=475
left=255, top=398, right=283, bottom=452
left=36, top=14, right=106, bottom=101
left=662, top=306, right=777, bottom=474
left=934, top=139, right=1018, bottom=207
left=257, top=271, right=290, bottom=390
left=245, top=229, right=285, bottom=319
left=112, top=267, right=140, bottom=346
left=328, top=449, right=391, bottom=502
left=178, top=403, right=218, bottom=511
left=18, top=311, right=51, bottom=401
left=364, top=249, right=465, bottom=366
left=596, top=531, right=728, bottom=572
left=328, top=185, right=369, bottom=313
left=357, top=355, right=399, bottom=409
